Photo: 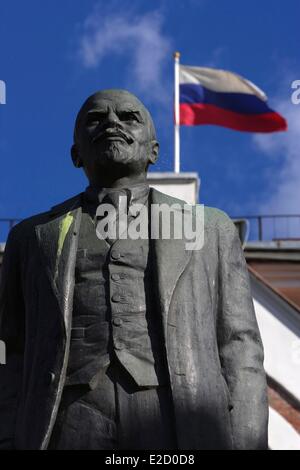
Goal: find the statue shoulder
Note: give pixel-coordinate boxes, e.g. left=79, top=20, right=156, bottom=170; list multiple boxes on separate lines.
left=204, top=206, right=233, bottom=226
left=7, top=193, right=82, bottom=242
left=150, top=189, right=235, bottom=231
left=204, top=206, right=240, bottom=249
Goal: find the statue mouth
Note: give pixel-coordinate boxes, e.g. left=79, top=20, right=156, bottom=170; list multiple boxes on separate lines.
left=93, top=129, right=134, bottom=145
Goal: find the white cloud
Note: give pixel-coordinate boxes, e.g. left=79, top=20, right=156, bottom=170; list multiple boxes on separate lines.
left=252, top=94, right=300, bottom=215
left=204, top=47, right=228, bottom=68
left=78, top=6, right=172, bottom=104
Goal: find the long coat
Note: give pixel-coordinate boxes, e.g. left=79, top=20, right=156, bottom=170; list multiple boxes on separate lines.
left=0, top=188, right=268, bottom=450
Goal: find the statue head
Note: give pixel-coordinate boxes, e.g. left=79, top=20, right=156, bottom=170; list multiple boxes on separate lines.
left=71, top=89, right=159, bottom=187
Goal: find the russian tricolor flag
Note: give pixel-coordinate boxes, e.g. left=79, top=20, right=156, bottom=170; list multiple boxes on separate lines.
left=179, top=66, right=287, bottom=132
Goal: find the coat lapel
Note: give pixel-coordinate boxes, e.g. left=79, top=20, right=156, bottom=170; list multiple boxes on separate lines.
left=150, top=188, right=193, bottom=342
left=35, top=194, right=82, bottom=330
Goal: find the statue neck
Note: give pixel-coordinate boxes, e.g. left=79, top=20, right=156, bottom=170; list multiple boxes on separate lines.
left=88, top=172, right=148, bottom=189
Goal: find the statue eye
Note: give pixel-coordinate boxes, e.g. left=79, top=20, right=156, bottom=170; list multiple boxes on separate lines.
left=87, top=119, right=99, bottom=127
left=86, top=113, right=104, bottom=127
left=118, top=112, right=139, bottom=122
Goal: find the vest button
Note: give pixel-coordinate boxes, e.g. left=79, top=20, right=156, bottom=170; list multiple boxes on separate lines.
left=45, top=372, right=55, bottom=386
left=111, top=273, right=120, bottom=281
left=111, top=294, right=121, bottom=302
left=111, top=251, right=121, bottom=260
left=113, top=318, right=122, bottom=326
left=50, top=372, right=56, bottom=383
left=114, top=341, right=124, bottom=350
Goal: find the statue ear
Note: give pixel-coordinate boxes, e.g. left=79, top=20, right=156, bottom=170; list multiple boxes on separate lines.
left=71, top=144, right=83, bottom=168
left=148, top=140, right=159, bottom=165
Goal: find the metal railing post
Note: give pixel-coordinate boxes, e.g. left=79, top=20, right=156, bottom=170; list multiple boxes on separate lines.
left=258, top=216, right=263, bottom=241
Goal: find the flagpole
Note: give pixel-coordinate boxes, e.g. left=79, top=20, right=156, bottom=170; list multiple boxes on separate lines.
left=174, top=51, right=180, bottom=173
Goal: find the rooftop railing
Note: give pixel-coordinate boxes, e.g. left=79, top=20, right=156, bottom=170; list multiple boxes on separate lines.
left=233, top=215, right=300, bottom=242
left=1, top=215, right=300, bottom=244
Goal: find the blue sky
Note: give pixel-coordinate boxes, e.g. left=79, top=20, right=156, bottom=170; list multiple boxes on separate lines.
left=0, top=0, right=299, bottom=239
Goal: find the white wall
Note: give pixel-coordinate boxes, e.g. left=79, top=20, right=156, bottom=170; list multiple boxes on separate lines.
left=251, top=276, right=300, bottom=402
left=268, top=408, right=300, bottom=450
left=250, top=275, right=300, bottom=449
left=147, top=172, right=200, bottom=205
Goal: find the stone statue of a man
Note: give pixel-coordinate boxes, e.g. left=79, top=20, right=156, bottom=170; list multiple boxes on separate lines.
left=0, top=89, right=268, bottom=450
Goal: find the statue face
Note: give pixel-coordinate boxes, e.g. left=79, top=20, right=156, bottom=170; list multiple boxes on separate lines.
left=72, top=90, right=158, bottom=183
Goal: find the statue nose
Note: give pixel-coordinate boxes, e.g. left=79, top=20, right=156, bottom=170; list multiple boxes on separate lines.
left=106, top=109, right=120, bottom=125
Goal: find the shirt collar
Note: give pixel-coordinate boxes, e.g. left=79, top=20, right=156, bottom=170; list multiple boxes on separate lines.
left=84, top=182, right=150, bottom=210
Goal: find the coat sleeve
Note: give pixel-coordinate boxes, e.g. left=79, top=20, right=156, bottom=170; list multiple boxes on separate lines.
left=216, top=213, right=268, bottom=449
left=0, top=226, right=25, bottom=449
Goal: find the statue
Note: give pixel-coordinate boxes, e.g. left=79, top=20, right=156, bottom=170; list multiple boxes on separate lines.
left=0, top=89, right=268, bottom=450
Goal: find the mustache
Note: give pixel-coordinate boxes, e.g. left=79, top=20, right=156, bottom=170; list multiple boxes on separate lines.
left=92, top=128, right=134, bottom=144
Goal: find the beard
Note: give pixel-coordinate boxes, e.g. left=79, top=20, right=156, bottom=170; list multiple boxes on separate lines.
left=96, top=141, right=146, bottom=171
left=103, top=141, right=132, bottom=164
left=85, top=139, right=150, bottom=179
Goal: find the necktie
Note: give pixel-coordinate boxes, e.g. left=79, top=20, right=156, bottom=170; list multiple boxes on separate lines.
left=96, top=189, right=129, bottom=244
